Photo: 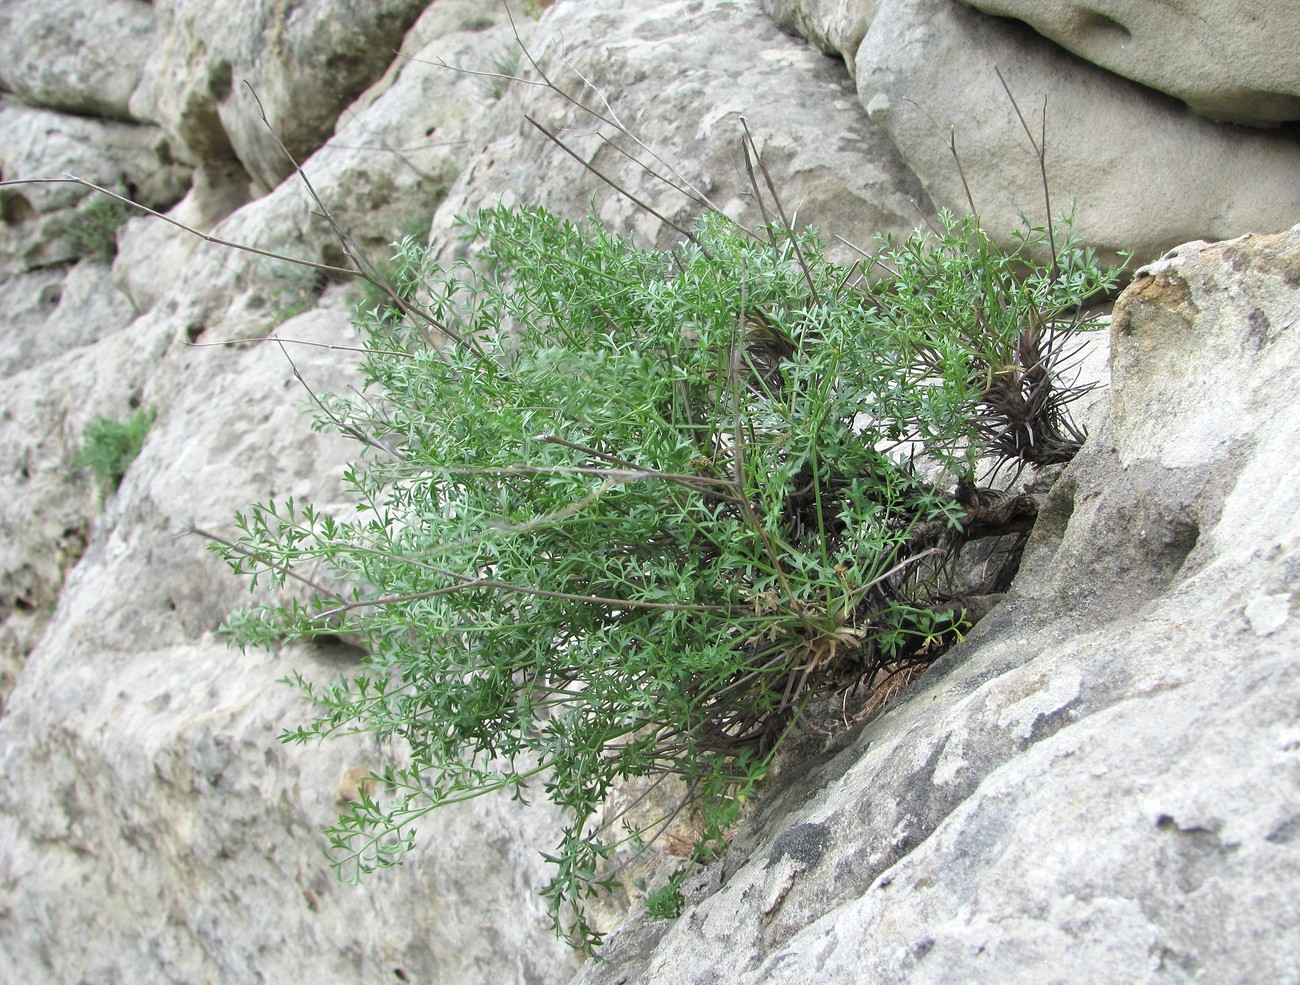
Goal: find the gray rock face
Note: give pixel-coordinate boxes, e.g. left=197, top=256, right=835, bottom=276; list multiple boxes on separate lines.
left=0, top=266, right=135, bottom=703
left=0, top=301, right=577, bottom=985
left=962, top=0, right=1300, bottom=126
left=133, top=0, right=431, bottom=192
left=856, top=0, right=1300, bottom=265
left=431, top=0, right=929, bottom=262
left=573, top=224, right=1300, bottom=983
left=111, top=160, right=253, bottom=314
left=0, top=6, right=582, bottom=983
left=0, top=0, right=156, bottom=121
left=0, top=98, right=190, bottom=275
left=0, top=262, right=138, bottom=379
left=3, top=0, right=1300, bottom=981
left=761, top=0, right=877, bottom=67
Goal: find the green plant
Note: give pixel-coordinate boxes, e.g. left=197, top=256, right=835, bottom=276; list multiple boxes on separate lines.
left=643, top=870, right=686, bottom=920
left=0, top=37, right=1116, bottom=953
left=211, top=197, right=1121, bottom=950
left=350, top=225, right=429, bottom=321
left=64, top=195, right=134, bottom=262
left=76, top=408, right=155, bottom=496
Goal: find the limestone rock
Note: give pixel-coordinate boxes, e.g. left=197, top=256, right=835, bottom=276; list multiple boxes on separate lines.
left=133, top=0, right=432, bottom=193
left=856, top=0, right=1300, bottom=266
left=0, top=300, right=579, bottom=985
left=961, top=0, right=1300, bottom=127
left=572, top=224, right=1300, bottom=982
left=112, top=161, right=252, bottom=314
left=431, top=0, right=930, bottom=262
left=760, top=0, right=878, bottom=69
left=0, top=305, right=152, bottom=717
left=0, top=7, right=584, bottom=982
left=0, top=267, right=134, bottom=702
left=143, top=3, right=526, bottom=343
left=0, top=97, right=190, bottom=275
left=0, top=262, right=138, bottom=378
left=0, top=94, right=185, bottom=700
left=0, top=0, right=155, bottom=121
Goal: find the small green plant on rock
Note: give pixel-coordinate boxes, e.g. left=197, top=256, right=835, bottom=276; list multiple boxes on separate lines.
left=64, top=196, right=134, bottom=262
left=212, top=196, right=1120, bottom=950
left=643, top=871, right=687, bottom=920
left=76, top=408, right=155, bottom=498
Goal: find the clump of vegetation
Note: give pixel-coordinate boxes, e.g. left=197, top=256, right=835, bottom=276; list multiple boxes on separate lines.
left=642, top=871, right=687, bottom=920
left=64, top=196, right=134, bottom=262
left=212, top=196, right=1121, bottom=949
left=350, top=218, right=432, bottom=319
left=0, top=33, right=1122, bottom=953
left=76, top=408, right=155, bottom=497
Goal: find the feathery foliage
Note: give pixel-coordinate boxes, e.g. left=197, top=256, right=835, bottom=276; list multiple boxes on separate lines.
left=214, top=204, right=1121, bottom=950
left=76, top=408, right=155, bottom=498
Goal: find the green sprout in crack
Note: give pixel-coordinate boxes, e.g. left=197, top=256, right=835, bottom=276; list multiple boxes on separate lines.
left=76, top=408, right=155, bottom=498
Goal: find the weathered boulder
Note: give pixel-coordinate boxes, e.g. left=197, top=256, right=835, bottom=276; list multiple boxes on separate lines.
left=0, top=6, right=586, bottom=983
left=0, top=300, right=578, bottom=985
left=132, top=0, right=430, bottom=193
left=0, top=97, right=190, bottom=275
left=0, top=0, right=155, bottom=121
left=856, top=0, right=1300, bottom=266
left=112, top=160, right=252, bottom=314
left=571, top=225, right=1300, bottom=984
left=0, top=292, right=149, bottom=715
left=760, top=0, right=877, bottom=69
left=118, top=1, right=499, bottom=319
left=962, top=0, right=1300, bottom=127
left=0, top=262, right=138, bottom=380
left=141, top=2, right=525, bottom=344
left=432, top=0, right=930, bottom=261
left=0, top=258, right=140, bottom=704
left=0, top=88, right=188, bottom=696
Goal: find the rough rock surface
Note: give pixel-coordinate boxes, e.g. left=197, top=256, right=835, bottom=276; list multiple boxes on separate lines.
left=0, top=0, right=156, bottom=121
left=1, top=6, right=581, bottom=983
left=572, top=224, right=1300, bottom=984
left=133, top=0, right=431, bottom=192
left=963, top=0, right=1300, bottom=126
left=0, top=98, right=190, bottom=274
left=111, top=160, right=253, bottom=314
left=0, top=262, right=137, bottom=379
left=431, top=0, right=929, bottom=261
left=0, top=300, right=576, bottom=985
left=760, top=0, right=877, bottom=69
left=3, top=0, right=1300, bottom=981
left=856, top=0, right=1300, bottom=266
